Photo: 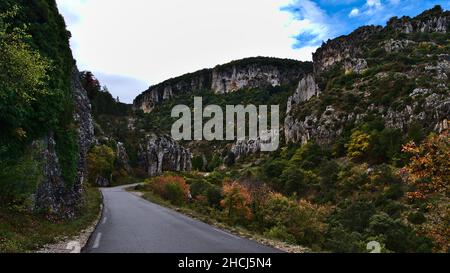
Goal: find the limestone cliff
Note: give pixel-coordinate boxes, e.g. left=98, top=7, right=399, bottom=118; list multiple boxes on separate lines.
left=285, top=6, right=450, bottom=145
left=35, top=66, right=95, bottom=217
left=138, top=135, right=192, bottom=177
left=133, top=57, right=310, bottom=113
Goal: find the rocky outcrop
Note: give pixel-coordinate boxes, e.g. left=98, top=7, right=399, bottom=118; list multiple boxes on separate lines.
left=133, top=69, right=212, bottom=113
left=284, top=91, right=450, bottom=145
left=313, top=6, right=449, bottom=76
left=72, top=66, right=95, bottom=198
left=138, top=135, right=192, bottom=177
left=231, top=139, right=262, bottom=160
left=211, top=60, right=304, bottom=94
left=35, top=134, right=70, bottom=216
left=35, top=66, right=95, bottom=218
left=387, top=6, right=449, bottom=34
left=313, top=26, right=381, bottom=75
left=383, top=39, right=416, bottom=53
left=116, top=142, right=131, bottom=173
left=284, top=106, right=355, bottom=145
left=287, top=74, right=320, bottom=114
left=133, top=57, right=311, bottom=113
left=285, top=6, right=450, bottom=145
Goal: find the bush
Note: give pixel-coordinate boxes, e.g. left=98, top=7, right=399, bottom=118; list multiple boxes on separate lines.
left=262, top=159, right=287, bottom=179
left=190, top=180, right=211, bottom=198
left=368, top=213, right=433, bottom=253
left=261, top=193, right=329, bottom=247
left=0, top=144, right=43, bottom=205
left=220, top=181, right=253, bottom=224
left=147, top=175, right=189, bottom=205
left=324, top=224, right=366, bottom=253
left=264, top=225, right=296, bottom=244
left=281, top=167, right=318, bottom=197
left=206, top=186, right=223, bottom=208
left=165, top=182, right=186, bottom=206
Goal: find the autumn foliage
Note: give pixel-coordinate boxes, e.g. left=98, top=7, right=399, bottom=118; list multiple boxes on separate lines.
left=402, top=129, right=449, bottom=198
left=402, top=128, right=450, bottom=252
left=221, top=181, right=253, bottom=223
left=147, top=175, right=190, bottom=205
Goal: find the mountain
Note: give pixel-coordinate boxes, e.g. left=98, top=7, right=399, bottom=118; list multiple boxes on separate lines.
left=133, top=57, right=313, bottom=113
left=0, top=2, right=448, bottom=253
left=104, top=6, right=448, bottom=253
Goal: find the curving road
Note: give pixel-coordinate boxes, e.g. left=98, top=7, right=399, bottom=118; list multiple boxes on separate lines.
left=84, top=185, right=281, bottom=253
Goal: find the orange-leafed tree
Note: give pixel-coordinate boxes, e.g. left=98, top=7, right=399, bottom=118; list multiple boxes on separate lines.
left=221, top=181, right=253, bottom=224
left=402, top=127, right=449, bottom=252
left=147, top=175, right=190, bottom=205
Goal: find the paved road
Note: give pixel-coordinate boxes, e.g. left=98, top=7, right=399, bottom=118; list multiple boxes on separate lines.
left=84, top=185, right=281, bottom=253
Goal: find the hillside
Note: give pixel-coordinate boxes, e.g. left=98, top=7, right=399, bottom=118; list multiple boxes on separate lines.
left=0, top=2, right=448, bottom=253
left=116, top=6, right=448, bottom=253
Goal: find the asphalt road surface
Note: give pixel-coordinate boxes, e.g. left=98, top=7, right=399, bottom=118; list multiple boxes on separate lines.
left=84, top=185, right=281, bottom=253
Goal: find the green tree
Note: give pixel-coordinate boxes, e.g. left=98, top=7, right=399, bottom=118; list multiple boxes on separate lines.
left=346, top=130, right=371, bottom=160
left=86, top=145, right=116, bottom=185
left=0, top=7, right=51, bottom=158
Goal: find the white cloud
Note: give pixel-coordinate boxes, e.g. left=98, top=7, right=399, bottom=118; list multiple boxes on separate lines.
left=284, top=0, right=334, bottom=46
left=366, top=0, right=382, bottom=8
left=349, top=8, right=360, bottom=17
left=56, top=0, right=316, bottom=103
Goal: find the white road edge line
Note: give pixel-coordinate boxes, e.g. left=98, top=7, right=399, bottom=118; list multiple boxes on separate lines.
left=213, top=228, right=242, bottom=240
left=93, top=232, right=102, bottom=249
left=102, top=217, right=107, bottom=225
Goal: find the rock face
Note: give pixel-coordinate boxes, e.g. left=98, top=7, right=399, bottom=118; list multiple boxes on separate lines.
left=35, top=66, right=95, bottom=218
left=134, top=69, right=212, bottom=113
left=138, top=135, right=192, bottom=177
left=35, top=134, right=70, bottom=216
left=72, top=66, right=95, bottom=198
left=313, top=26, right=381, bottom=75
left=285, top=6, right=450, bottom=145
left=383, top=39, right=416, bottom=53
left=386, top=6, right=449, bottom=34
left=313, top=6, right=449, bottom=76
left=133, top=57, right=310, bottom=113
left=211, top=61, right=303, bottom=94
left=287, top=74, right=320, bottom=114
left=116, top=142, right=132, bottom=173
left=231, top=139, right=262, bottom=160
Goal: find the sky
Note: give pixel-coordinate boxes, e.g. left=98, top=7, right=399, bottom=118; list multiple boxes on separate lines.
left=55, top=0, right=450, bottom=103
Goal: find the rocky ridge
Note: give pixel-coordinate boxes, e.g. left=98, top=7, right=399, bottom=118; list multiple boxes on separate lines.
left=284, top=6, right=450, bottom=145
left=133, top=57, right=310, bottom=113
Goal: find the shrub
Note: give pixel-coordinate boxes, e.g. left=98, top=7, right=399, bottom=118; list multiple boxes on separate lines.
left=147, top=175, right=189, bottom=205
left=262, top=159, right=287, bottom=179
left=368, top=213, right=433, bottom=253
left=165, top=182, right=186, bottom=206
left=192, top=155, right=204, bottom=171
left=220, top=181, right=253, bottom=224
left=264, top=225, right=296, bottom=244
left=324, top=224, right=366, bottom=253
left=190, top=180, right=211, bottom=198
left=206, top=186, right=223, bottom=208
left=261, top=193, right=329, bottom=247
left=0, top=144, right=43, bottom=205
left=281, top=167, right=318, bottom=197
